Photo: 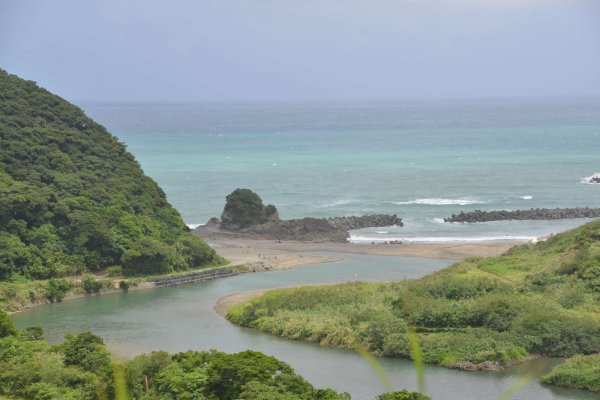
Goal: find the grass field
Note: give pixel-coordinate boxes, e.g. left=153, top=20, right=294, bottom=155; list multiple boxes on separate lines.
left=228, top=220, right=600, bottom=391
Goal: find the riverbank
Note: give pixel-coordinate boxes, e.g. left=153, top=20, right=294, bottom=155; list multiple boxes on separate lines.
left=211, top=238, right=520, bottom=316
left=223, top=220, right=600, bottom=379
left=213, top=238, right=526, bottom=328
left=2, top=238, right=519, bottom=314
left=210, top=238, right=519, bottom=264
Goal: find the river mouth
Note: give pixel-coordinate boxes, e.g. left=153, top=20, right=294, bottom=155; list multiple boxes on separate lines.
left=11, top=253, right=598, bottom=400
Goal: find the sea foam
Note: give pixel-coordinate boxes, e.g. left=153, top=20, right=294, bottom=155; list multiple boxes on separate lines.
left=349, top=235, right=538, bottom=244
left=581, top=173, right=600, bottom=184
left=520, top=195, right=533, bottom=200
left=186, top=223, right=204, bottom=229
left=318, top=199, right=355, bottom=208
left=390, top=198, right=486, bottom=206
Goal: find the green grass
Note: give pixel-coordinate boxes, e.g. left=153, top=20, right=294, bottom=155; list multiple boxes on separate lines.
left=228, top=220, right=600, bottom=388
left=542, top=353, right=600, bottom=393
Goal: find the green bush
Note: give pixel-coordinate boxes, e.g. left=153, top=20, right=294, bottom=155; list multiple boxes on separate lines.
left=0, top=310, right=17, bottom=338
left=542, top=353, right=600, bottom=393
left=377, top=391, right=431, bottom=400
left=44, top=279, right=71, bottom=303
left=82, top=275, right=103, bottom=294
left=106, top=266, right=122, bottom=277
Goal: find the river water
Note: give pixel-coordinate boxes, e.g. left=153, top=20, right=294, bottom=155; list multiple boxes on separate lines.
left=12, top=253, right=599, bottom=400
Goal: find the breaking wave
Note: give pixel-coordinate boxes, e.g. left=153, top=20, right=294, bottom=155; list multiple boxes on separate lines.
left=349, top=235, right=537, bottom=244
left=318, top=199, right=356, bottom=208
left=186, top=223, right=204, bottom=229
left=581, top=173, right=600, bottom=184
left=389, top=198, right=486, bottom=206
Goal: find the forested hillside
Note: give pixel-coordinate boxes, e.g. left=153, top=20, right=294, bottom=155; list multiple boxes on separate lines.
left=0, top=70, right=220, bottom=280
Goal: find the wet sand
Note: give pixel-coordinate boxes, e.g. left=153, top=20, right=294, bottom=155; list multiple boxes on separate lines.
left=212, top=238, right=520, bottom=268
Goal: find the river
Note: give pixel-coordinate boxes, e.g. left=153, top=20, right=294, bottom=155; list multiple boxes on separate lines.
left=11, top=253, right=599, bottom=400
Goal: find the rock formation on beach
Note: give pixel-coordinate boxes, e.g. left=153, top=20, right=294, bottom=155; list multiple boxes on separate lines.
left=590, top=176, right=600, bottom=184
left=195, top=189, right=403, bottom=243
left=444, top=207, right=600, bottom=223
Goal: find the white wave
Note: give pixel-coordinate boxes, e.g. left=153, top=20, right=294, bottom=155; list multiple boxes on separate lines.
left=520, top=195, right=533, bottom=200
left=431, top=218, right=446, bottom=224
left=187, top=223, right=204, bottom=229
left=581, top=172, right=600, bottom=184
left=350, top=235, right=538, bottom=244
left=389, top=198, right=486, bottom=206
left=375, top=231, right=389, bottom=234
left=318, top=199, right=355, bottom=208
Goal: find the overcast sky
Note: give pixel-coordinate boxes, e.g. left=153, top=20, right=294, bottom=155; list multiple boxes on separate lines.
left=1, top=0, right=599, bottom=102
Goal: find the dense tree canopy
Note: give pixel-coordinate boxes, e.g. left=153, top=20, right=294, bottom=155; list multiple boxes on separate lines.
left=0, top=70, right=220, bottom=279
left=3, top=318, right=424, bottom=399
left=220, top=188, right=278, bottom=229
left=126, top=349, right=351, bottom=400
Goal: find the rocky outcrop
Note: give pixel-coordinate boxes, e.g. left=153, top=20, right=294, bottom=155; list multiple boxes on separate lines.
left=591, top=176, right=600, bottom=184
left=194, top=214, right=403, bottom=243
left=445, top=207, right=600, bottom=223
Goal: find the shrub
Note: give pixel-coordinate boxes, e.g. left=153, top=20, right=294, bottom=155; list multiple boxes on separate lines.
left=377, top=390, right=431, bottom=400
left=541, top=353, right=600, bottom=393
left=82, top=274, right=103, bottom=294
left=106, top=266, right=122, bottom=277
left=44, top=278, right=71, bottom=302
left=0, top=309, right=17, bottom=337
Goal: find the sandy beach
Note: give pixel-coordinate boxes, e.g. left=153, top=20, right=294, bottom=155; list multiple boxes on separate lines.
left=210, top=237, right=524, bottom=316
left=211, top=237, right=520, bottom=268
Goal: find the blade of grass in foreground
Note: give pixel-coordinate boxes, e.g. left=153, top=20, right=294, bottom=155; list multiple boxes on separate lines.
left=497, top=359, right=549, bottom=400
left=407, top=324, right=426, bottom=394
left=113, top=362, right=129, bottom=400
left=354, top=340, right=392, bottom=393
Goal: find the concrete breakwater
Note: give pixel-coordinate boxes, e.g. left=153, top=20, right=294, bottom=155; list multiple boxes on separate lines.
left=327, top=214, right=403, bottom=230
left=445, top=207, right=600, bottom=223
left=148, top=267, right=244, bottom=288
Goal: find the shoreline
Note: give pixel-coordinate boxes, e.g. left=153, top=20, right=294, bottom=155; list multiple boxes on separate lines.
left=211, top=238, right=522, bottom=317
left=209, top=238, right=521, bottom=263
left=6, top=238, right=521, bottom=315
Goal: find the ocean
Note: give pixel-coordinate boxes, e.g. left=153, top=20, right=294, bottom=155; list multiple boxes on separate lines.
left=83, top=98, right=600, bottom=243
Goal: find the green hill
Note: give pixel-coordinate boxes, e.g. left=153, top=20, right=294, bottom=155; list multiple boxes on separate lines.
left=228, top=220, right=600, bottom=391
left=0, top=70, right=220, bottom=281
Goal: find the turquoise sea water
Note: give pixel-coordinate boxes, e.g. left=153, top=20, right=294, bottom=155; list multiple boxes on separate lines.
left=83, top=99, right=600, bottom=242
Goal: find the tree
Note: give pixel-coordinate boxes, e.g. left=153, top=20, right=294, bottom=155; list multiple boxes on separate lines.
left=121, top=237, right=182, bottom=275
left=0, top=310, right=17, bottom=337
left=377, top=390, right=431, bottom=400
left=221, top=188, right=278, bottom=229
left=25, top=325, right=44, bottom=340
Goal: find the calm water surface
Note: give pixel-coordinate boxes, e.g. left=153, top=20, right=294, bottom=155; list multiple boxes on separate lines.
left=12, top=253, right=599, bottom=400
